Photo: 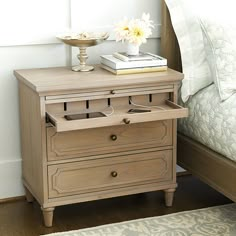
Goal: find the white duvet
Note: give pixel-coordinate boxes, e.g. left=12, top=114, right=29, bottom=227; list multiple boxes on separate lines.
left=178, top=84, right=236, bottom=162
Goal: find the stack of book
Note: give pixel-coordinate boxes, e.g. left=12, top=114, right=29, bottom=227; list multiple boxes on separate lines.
left=100, top=52, right=167, bottom=75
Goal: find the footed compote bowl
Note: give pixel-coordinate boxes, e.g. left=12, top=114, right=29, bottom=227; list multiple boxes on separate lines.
left=57, top=32, right=109, bottom=72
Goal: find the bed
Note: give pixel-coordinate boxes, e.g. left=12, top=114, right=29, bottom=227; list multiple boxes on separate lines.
left=161, top=0, right=236, bottom=202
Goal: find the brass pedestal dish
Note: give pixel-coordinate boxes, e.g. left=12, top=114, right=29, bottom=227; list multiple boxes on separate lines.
left=57, top=32, right=109, bottom=72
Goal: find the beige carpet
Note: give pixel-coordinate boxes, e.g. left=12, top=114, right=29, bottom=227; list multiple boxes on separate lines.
left=42, top=203, right=236, bottom=236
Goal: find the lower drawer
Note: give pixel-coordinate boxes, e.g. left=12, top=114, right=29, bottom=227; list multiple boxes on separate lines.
left=48, top=150, right=173, bottom=198
left=47, top=120, right=172, bottom=161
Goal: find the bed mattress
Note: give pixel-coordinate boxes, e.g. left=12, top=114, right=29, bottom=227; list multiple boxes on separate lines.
left=178, top=84, right=236, bottom=162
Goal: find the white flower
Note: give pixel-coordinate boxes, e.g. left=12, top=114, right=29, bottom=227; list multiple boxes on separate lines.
left=114, top=17, right=130, bottom=43
left=142, top=13, right=154, bottom=29
left=114, top=13, right=154, bottom=46
left=127, top=19, right=147, bottom=45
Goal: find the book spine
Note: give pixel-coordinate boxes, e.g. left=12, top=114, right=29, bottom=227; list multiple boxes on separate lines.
left=101, top=57, right=167, bottom=69
left=101, top=64, right=167, bottom=75
left=115, top=66, right=167, bottom=75
left=100, top=57, right=117, bottom=69
left=113, top=53, right=129, bottom=62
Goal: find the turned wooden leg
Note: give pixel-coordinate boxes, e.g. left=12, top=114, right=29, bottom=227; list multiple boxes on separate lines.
left=24, top=187, right=34, bottom=203
left=41, top=207, right=55, bottom=227
left=164, top=188, right=176, bottom=207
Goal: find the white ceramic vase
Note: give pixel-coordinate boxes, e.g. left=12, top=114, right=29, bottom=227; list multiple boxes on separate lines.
left=126, top=43, right=140, bottom=55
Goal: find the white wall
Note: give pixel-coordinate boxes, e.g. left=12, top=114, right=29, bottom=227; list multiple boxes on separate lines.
left=0, top=0, right=161, bottom=199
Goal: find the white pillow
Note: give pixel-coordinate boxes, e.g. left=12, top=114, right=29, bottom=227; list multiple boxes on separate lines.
left=165, top=0, right=213, bottom=102
left=200, top=19, right=236, bottom=101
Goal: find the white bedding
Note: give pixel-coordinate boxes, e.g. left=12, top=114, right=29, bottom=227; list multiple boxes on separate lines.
left=165, top=0, right=212, bottom=102
left=178, top=84, right=236, bottom=162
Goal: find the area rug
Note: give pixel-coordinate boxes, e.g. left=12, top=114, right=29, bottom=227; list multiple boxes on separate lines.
left=43, top=203, right=236, bottom=236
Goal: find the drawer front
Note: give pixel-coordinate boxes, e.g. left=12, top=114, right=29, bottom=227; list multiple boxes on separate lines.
left=47, top=120, right=172, bottom=161
left=45, top=85, right=174, bottom=102
left=48, top=150, right=173, bottom=198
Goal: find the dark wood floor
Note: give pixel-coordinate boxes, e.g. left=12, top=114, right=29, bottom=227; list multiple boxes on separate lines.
left=0, top=175, right=232, bottom=236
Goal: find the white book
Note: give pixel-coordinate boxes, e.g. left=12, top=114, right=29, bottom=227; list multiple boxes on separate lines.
left=100, top=54, right=167, bottom=70
left=113, top=52, right=154, bottom=62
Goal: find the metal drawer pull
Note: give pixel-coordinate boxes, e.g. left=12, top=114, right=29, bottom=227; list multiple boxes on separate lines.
left=110, top=90, right=116, bottom=95
left=123, top=118, right=130, bottom=124
left=110, top=134, right=117, bottom=141
left=111, top=171, right=118, bottom=177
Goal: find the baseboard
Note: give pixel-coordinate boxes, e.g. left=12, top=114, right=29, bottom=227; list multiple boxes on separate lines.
left=0, top=195, right=25, bottom=203
left=177, top=171, right=191, bottom=177
left=0, top=159, right=25, bottom=199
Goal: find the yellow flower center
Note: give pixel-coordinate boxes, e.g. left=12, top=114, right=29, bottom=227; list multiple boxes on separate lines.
left=133, top=27, right=144, bottom=37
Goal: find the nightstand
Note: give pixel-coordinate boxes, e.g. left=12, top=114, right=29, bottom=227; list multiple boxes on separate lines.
left=14, top=65, right=188, bottom=227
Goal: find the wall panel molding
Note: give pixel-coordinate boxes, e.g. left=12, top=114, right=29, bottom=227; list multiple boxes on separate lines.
left=0, top=0, right=70, bottom=47
left=0, top=0, right=161, bottom=47
left=71, top=0, right=161, bottom=40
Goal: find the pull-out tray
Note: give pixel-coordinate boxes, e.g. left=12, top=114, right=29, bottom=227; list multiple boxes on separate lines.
left=46, top=100, right=188, bottom=132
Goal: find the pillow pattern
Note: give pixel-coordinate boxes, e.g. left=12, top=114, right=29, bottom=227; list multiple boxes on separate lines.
left=200, top=19, right=236, bottom=101
left=165, top=0, right=213, bottom=102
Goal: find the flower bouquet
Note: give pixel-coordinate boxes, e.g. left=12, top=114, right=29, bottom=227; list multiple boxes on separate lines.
left=114, top=13, right=154, bottom=55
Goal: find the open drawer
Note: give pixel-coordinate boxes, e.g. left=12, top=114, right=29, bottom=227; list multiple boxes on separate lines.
left=46, top=100, right=188, bottom=132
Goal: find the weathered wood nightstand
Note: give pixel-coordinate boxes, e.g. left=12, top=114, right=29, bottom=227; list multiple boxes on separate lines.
left=14, top=66, right=188, bottom=227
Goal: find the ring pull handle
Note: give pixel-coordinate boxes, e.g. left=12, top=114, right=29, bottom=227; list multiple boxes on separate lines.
left=123, top=118, right=130, bottom=124
left=111, top=171, right=118, bottom=177
left=110, top=134, right=117, bottom=141
left=110, top=90, right=116, bottom=95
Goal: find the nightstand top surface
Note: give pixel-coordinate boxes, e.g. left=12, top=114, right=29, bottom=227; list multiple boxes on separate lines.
left=14, top=65, right=183, bottom=96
